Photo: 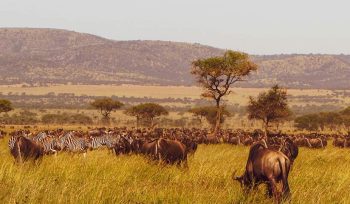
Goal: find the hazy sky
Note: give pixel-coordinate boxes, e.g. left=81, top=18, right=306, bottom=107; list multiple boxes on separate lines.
left=1, top=0, right=349, bottom=54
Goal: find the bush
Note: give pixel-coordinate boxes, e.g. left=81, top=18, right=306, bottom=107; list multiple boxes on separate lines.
left=41, top=113, right=93, bottom=125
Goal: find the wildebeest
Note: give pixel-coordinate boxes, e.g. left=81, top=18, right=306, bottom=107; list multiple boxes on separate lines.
left=333, top=136, right=348, bottom=148
left=233, top=140, right=296, bottom=203
left=180, top=137, right=198, bottom=155
left=0, top=130, right=6, bottom=139
left=10, top=136, right=44, bottom=163
left=140, top=138, right=187, bottom=165
left=114, top=136, right=133, bottom=155
left=305, top=138, right=325, bottom=148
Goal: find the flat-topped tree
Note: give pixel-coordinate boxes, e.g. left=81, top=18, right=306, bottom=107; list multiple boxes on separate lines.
left=191, top=50, right=257, bottom=134
left=189, top=106, right=231, bottom=129
left=125, top=103, right=168, bottom=128
left=90, top=98, right=123, bottom=124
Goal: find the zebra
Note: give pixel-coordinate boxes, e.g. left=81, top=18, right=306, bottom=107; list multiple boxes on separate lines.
left=89, top=135, right=108, bottom=150
left=30, top=131, right=60, bottom=155
left=58, top=132, right=89, bottom=156
left=89, top=134, right=120, bottom=150
left=32, top=132, right=48, bottom=142
left=8, top=130, right=30, bottom=151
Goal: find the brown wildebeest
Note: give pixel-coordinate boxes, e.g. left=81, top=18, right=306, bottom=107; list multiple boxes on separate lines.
left=114, top=136, right=133, bottom=155
left=156, top=138, right=187, bottom=165
left=180, top=137, right=198, bottom=155
left=294, top=136, right=309, bottom=147
left=0, top=130, right=5, bottom=139
left=140, top=138, right=187, bottom=165
left=306, top=138, right=325, bottom=148
left=11, top=136, right=44, bottom=163
left=233, top=142, right=293, bottom=203
left=279, top=138, right=299, bottom=165
left=140, top=139, right=158, bottom=158
left=333, top=137, right=347, bottom=148
left=228, top=136, right=241, bottom=145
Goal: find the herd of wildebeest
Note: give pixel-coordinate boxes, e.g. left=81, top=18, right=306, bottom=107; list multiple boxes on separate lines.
left=1, top=127, right=350, bottom=203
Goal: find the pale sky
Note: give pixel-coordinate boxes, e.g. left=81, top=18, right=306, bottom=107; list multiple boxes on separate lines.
left=0, top=0, right=349, bottom=54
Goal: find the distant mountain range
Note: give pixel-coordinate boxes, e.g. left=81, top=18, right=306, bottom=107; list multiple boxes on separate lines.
left=1, top=28, right=349, bottom=89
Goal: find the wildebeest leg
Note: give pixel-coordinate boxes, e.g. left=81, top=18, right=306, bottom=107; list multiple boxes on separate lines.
left=269, top=178, right=281, bottom=204
left=282, top=179, right=291, bottom=201
left=266, top=183, right=273, bottom=198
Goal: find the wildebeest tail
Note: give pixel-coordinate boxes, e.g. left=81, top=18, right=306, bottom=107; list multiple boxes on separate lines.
left=279, top=157, right=291, bottom=198
left=15, top=136, right=23, bottom=163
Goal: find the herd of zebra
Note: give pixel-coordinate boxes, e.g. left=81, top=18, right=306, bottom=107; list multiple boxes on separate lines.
left=2, top=127, right=350, bottom=163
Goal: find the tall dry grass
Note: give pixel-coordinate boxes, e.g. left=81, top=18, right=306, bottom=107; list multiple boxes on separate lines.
left=1, top=137, right=350, bottom=203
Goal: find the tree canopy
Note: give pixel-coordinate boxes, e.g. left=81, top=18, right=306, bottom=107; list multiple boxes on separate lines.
left=247, top=85, right=291, bottom=135
left=124, top=103, right=168, bottom=127
left=191, top=50, right=257, bottom=133
left=90, top=98, right=123, bottom=120
left=189, top=106, right=231, bottom=128
left=0, top=99, right=14, bottom=114
left=294, top=114, right=321, bottom=132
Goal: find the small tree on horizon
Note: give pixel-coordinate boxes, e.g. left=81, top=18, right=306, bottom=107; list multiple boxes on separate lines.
left=294, top=114, right=321, bottom=132
left=191, top=50, right=257, bottom=134
left=341, top=106, right=350, bottom=132
left=189, top=106, right=231, bottom=129
left=0, top=99, right=14, bottom=116
left=124, top=103, right=168, bottom=127
left=247, top=85, right=292, bottom=136
left=90, top=98, right=123, bottom=124
left=0, top=99, right=13, bottom=124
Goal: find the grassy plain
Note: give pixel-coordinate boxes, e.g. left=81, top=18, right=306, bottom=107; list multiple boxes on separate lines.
left=1, top=84, right=349, bottom=106
left=1, top=134, right=350, bottom=204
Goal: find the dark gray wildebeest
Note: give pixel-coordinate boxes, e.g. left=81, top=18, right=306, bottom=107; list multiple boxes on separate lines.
left=233, top=139, right=298, bottom=203
left=10, top=136, right=44, bottom=163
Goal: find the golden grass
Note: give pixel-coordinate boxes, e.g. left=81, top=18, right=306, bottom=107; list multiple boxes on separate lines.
left=1, top=136, right=350, bottom=204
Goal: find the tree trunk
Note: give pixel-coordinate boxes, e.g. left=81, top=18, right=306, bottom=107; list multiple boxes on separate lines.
left=214, top=99, right=221, bottom=135
left=264, top=120, right=269, bottom=139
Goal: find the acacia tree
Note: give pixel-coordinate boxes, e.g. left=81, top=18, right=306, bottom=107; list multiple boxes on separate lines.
left=90, top=98, right=123, bottom=123
left=191, top=50, right=257, bottom=134
left=124, top=103, right=168, bottom=127
left=247, top=85, right=291, bottom=136
left=189, top=106, right=231, bottom=129
left=294, top=114, right=321, bottom=132
left=0, top=99, right=13, bottom=115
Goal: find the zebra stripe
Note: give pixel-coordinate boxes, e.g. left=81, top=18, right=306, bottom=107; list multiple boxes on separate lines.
left=59, top=132, right=88, bottom=153
left=89, top=134, right=120, bottom=150
left=8, top=131, right=30, bottom=151
left=32, top=132, right=48, bottom=142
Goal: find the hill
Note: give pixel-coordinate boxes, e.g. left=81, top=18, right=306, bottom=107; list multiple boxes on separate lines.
left=1, top=28, right=349, bottom=89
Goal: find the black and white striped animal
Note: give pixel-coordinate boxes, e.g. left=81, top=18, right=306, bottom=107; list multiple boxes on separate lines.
left=31, top=132, right=61, bottom=154
left=58, top=132, right=89, bottom=155
left=8, top=130, right=30, bottom=152
left=88, top=134, right=121, bottom=153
